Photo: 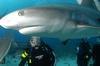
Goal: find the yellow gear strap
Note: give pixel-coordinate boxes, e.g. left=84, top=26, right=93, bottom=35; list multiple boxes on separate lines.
left=29, top=59, right=32, bottom=63
left=24, top=51, right=28, bottom=56
left=21, top=51, right=28, bottom=58
left=21, top=54, right=26, bottom=58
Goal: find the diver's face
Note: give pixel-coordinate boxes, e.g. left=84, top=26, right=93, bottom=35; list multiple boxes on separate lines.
left=30, top=37, right=40, bottom=47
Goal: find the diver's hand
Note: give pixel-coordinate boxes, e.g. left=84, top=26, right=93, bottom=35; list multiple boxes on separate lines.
left=35, top=55, right=44, bottom=60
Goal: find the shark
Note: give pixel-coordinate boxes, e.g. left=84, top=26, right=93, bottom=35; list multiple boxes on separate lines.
left=0, top=4, right=100, bottom=41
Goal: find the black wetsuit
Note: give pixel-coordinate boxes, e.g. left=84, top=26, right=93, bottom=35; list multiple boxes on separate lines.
left=77, top=42, right=91, bottom=66
left=92, top=44, right=100, bottom=66
left=19, top=41, right=55, bottom=66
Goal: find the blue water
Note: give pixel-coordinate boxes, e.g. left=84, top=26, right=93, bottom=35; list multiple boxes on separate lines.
left=0, top=0, right=100, bottom=66
left=0, top=0, right=77, bottom=17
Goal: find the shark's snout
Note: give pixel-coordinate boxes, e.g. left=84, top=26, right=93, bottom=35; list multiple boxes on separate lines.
left=0, top=19, right=18, bottom=30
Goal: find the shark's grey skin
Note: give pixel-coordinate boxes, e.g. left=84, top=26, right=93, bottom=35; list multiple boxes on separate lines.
left=94, top=0, right=100, bottom=11
left=76, top=0, right=100, bottom=11
left=0, top=5, right=100, bottom=41
left=76, top=0, right=97, bottom=8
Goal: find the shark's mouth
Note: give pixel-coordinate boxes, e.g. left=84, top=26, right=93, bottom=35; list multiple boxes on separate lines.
left=18, top=25, right=43, bottom=29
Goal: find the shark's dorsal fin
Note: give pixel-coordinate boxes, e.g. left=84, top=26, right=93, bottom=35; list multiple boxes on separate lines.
left=76, top=0, right=98, bottom=10
left=94, top=0, right=100, bottom=11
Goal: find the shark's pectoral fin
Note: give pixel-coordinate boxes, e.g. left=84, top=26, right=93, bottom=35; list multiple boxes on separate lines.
left=71, top=25, right=100, bottom=38
left=19, top=26, right=46, bottom=35
left=0, top=30, right=12, bottom=61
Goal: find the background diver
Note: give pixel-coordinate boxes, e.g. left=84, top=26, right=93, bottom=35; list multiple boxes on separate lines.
left=77, top=39, right=92, bottom=66
left=92, top=44, right=100, bottom=66
left=19, top=36, right=55, bottom=66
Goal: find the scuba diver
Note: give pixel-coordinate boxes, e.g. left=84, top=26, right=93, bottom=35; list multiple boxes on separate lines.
left=19, top=36, right=55, bottom=66
left=92, top=44, right=100, bottom=66
left=77, top=39, right=91, bottom=66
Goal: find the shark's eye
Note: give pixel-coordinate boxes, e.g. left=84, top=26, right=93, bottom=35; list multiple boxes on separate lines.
left=18, top=11, right=24, bottom=16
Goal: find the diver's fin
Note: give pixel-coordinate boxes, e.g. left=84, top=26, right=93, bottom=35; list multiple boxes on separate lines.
left=76, top=0, right=98, bottom=10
